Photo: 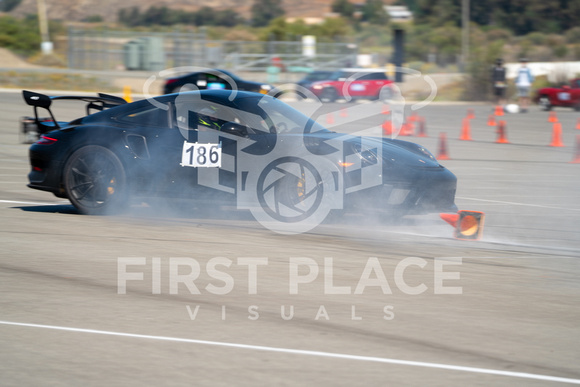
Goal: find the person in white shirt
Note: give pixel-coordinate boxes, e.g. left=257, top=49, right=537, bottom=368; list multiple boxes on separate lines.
left=515, top=58, right=534, bottom=112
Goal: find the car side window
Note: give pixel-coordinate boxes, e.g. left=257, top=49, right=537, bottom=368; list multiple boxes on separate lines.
left=359, top=73, right=387, bottom=80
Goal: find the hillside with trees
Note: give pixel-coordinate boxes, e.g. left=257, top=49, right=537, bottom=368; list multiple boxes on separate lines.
left=2, top=0, right=579, bottom=100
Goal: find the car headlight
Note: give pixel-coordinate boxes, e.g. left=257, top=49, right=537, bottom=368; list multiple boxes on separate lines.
left=415, top=145, right=437, bottom=161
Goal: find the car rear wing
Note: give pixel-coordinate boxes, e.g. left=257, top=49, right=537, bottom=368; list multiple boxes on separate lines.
left=22, top=90, right=128, bottom=131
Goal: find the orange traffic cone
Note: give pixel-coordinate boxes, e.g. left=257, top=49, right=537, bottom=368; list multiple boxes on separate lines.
left=382, top=120, right=393, bottom=136
left=548, top=111, right=558, bottom=123
left=123, top=85, right=133, bottom=103
left=437, top=132, right=450, bottom=160
left=496, top=120, right=510, bottom=144
left=467, top=108, right=475, bottom=120
left=326, top=112, right=335, bottom=125
left=340, top=107, right=348, bottom=118
left=549, top=122, right=565, bottom=147
left=398, top=122, right=413, bottom=136
left=570, top=135, right=580, bottom=163
left=408, top=111, right=419, bottom=122
left=459, top=117, right=472, bottom=140
left=381, top=104, right=390, bottom=115
left=417, top=116, right=427, bottom=137
left=487, top=114, right=496, bottom=126
left=440, top=213, right=459, bottom=228
left=494, top=105, right=504, bottom=117
left=576, top=118, right=580, bottom=130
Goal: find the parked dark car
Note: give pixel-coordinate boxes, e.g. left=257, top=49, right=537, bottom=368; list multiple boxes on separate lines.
left=295, top=71, right=335, bottom=89
left=163, top=69, right=275, bottom=95
left=24, top=89, right=457, bottom=232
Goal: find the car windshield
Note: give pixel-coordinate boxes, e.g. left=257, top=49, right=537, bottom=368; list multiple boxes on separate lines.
left=172, top=92, right=331, bottom=135
left=305, top=71, right=333, bottom=82
left=235, top=95, right=331, bottom=135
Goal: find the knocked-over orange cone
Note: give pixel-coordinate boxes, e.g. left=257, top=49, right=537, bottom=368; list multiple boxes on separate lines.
left=436, top=132, right=450, bottom=160
left=571, top=135, right=580, bottom=163
left=487, top=114, right=496, bottom=126
left=496, top=120, right=510, bottom=144
left=440, top=211, right=485, bottom=240
left=494, top=105, right=504, bottom=116
left=459, top=117, right=472, bottom=140
left=549, top=122, right=565, bottom=147
left=548, top=111, right=558, bottom=123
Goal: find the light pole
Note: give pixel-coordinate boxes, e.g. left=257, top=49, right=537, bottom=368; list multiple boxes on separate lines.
left=37, top=0, right=53, bottom=54
left=461, top=0, right=469, bottom=72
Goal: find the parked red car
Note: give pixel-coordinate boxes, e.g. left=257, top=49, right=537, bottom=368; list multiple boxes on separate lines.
left=535, top=78, right=580, bottom=111
left=308, top=68, right=393, bottom=102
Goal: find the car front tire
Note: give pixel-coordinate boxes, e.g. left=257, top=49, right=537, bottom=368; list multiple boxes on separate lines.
left=64, top=145, right=127, bottom=215
left=538, top=95, right=552, bottom=111
left=320, top=88, right=338, bottom=103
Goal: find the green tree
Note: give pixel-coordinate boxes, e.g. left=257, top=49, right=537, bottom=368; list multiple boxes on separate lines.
left=361, top=0, right=389, bottom=25
left=0, top=0, right=21, bottom=12
left=331, top=0, right=355, bottom=18
left=251, top=0, right=285, bottom=27
left=0, top=15, right=41, bottom=54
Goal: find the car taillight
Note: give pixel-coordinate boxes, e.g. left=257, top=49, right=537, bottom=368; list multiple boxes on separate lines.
left=36, top=135, right=58, bottom=145
left=166, top=78, right=178, bottom=85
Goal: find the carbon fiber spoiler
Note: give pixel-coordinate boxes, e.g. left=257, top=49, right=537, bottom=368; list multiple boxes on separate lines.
left=22, top=90, right=128, bottom=130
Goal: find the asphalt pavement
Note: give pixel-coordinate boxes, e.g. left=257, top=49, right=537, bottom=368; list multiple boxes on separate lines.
left=0, top=89, right=579, bottom=386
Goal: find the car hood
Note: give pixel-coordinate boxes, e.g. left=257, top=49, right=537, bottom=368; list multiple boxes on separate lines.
left=298, top=132, right=443, bottom=169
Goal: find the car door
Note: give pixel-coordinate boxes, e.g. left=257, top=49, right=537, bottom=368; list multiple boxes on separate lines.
left=168, top=95, right=276, bottom=203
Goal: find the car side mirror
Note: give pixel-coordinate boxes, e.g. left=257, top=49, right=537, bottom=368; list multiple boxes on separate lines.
left=221, top=121, right=249, bottom=137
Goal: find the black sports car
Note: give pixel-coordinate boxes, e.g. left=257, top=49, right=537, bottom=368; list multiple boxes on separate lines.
left=163, top=69, right=275, bottom=95
left=25, top=89, right=457, bottom=233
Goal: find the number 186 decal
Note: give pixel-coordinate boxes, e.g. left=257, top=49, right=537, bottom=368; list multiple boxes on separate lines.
left=181, top=142, right=222, bottom=168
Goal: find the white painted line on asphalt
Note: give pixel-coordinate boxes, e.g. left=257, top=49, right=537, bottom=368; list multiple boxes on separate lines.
left=456, top=196, right=580, bottom=211
left=0, top=199, right=67, bottom=206
left=0, top=320, right=579, bottom=385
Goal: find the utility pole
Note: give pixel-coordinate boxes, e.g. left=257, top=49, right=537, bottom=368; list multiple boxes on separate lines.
left=461, top=0, right=469, bottom=72
left=37, top=0, right=53, bottom=54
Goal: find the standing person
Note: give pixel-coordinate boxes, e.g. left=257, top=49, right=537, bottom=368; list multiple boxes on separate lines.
left=491, top=58, right=507, bottom=106
left=515, top=58, right=534, bottom=113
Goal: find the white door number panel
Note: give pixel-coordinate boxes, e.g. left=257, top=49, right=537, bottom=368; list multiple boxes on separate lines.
left=181, top=142, right=222, bottom=168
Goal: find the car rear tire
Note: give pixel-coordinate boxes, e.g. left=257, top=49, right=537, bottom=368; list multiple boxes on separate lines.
left=320, top=88, right=338, bottom=103
left=64, top=145, right=127, bottom=215
left=539, top=96, right=552, bottom=111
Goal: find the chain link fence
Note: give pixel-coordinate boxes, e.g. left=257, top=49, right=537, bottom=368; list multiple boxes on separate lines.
left=67, top=27, right=358, bottom=75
